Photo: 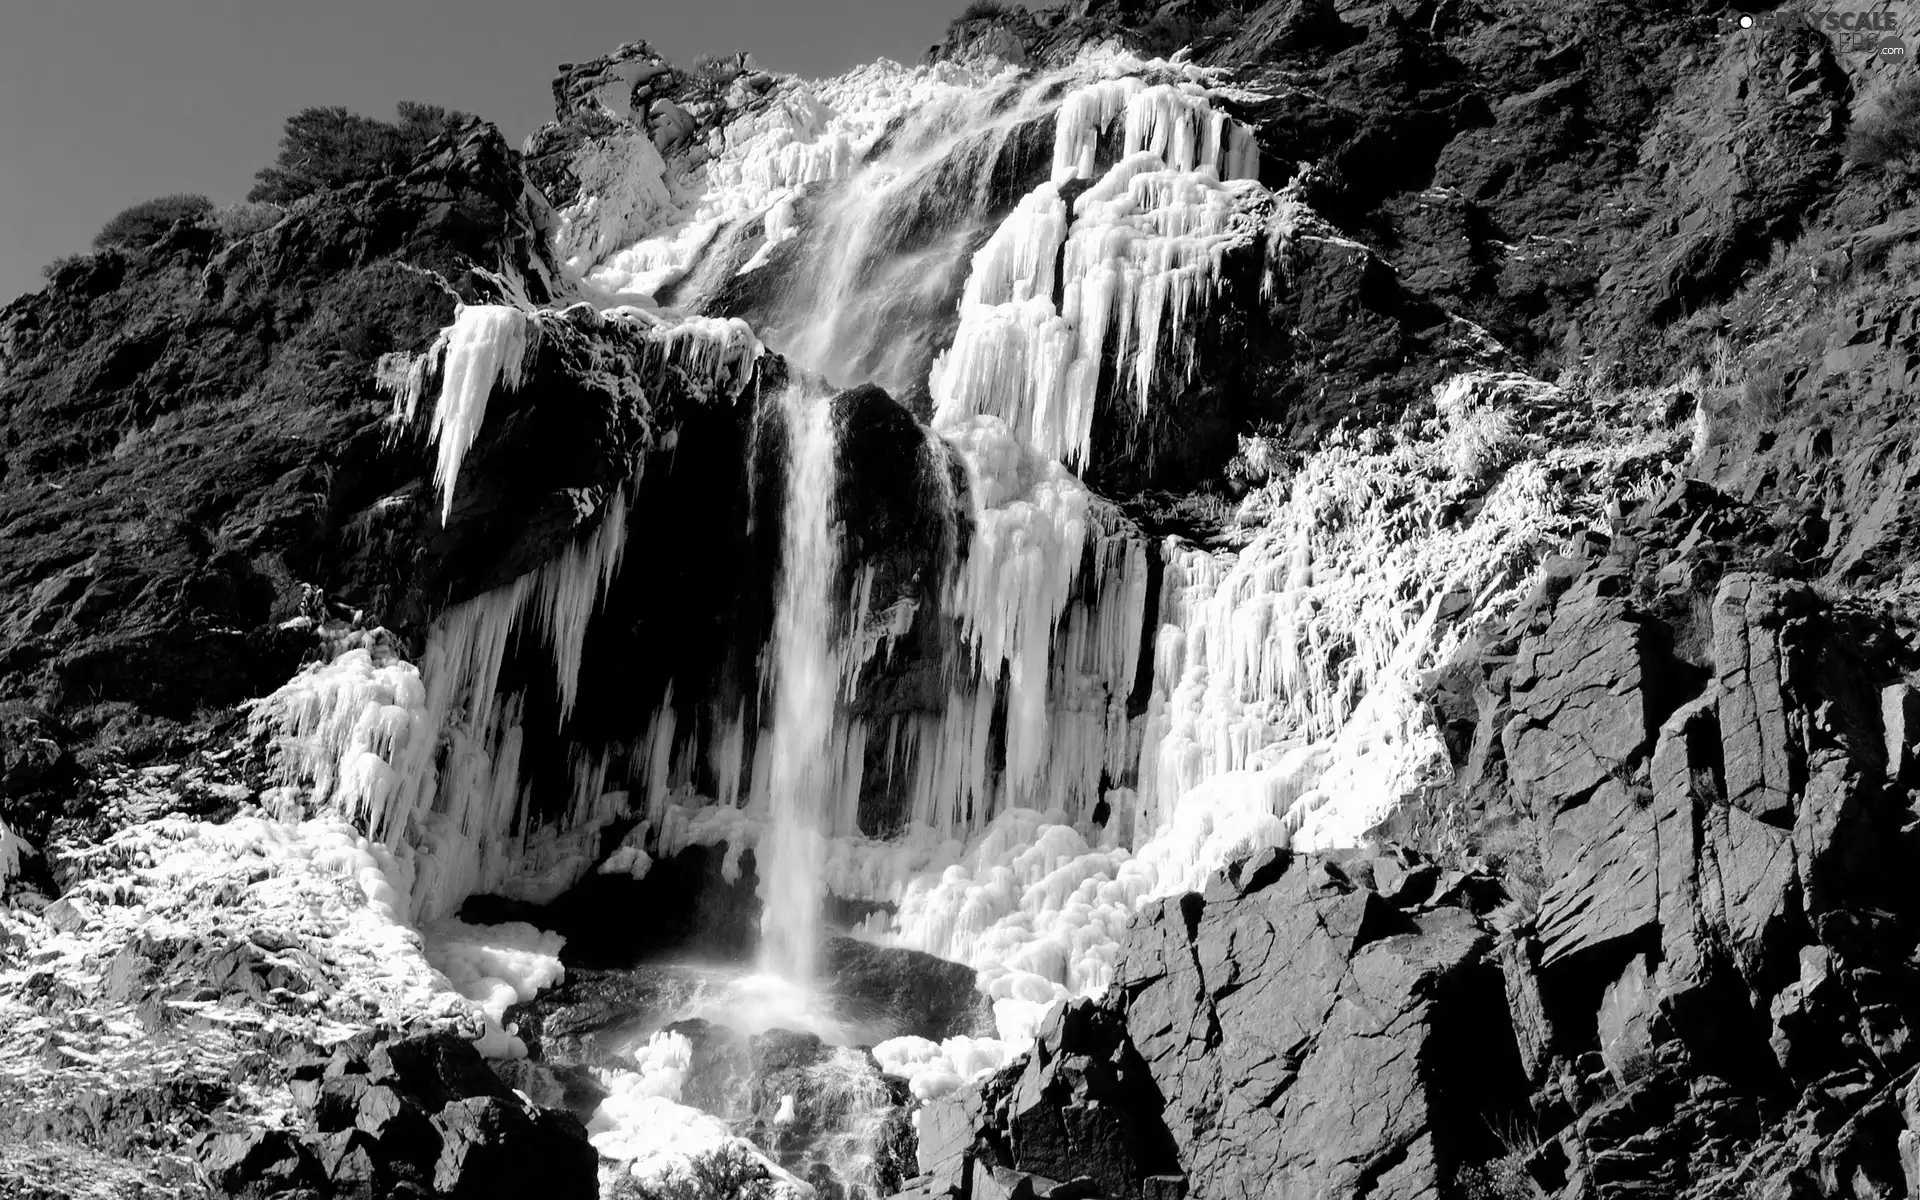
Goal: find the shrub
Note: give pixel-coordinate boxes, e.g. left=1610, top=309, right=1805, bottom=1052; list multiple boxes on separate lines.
left=1738, top=365, right=1787, bottom=423
left=1846, top=75, right=1920, bottom=175
left=959, top=0, right=1014, bottom=20
left=209, top=200, right=285, bottom=241
left=1141, top=13, right=1196, bottom=50
left=689, top=52, right=744, bottom=83
left=91, top=194, right=213, bottom=251
left=41, top=253, right=91, bottom=279
left=247, top=101, right=474, bottom=205
left=605, top=1143, right=779, bottom=1200
left=1487, top=821, right=1546, bottom=949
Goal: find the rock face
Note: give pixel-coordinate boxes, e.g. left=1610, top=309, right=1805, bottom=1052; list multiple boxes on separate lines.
left=1407, top=548, right=1920, bottom=1199
left=906, top=997, right=1183, bottom=1200
left=901, top=851, right=1525, bottom=1200
left=0, top=123, right=546, bottom=726
left=1118, top=852, right=1516, bottom=1200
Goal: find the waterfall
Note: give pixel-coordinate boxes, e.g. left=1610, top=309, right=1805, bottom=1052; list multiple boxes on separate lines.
left=759, top=386, right=844, bottom=983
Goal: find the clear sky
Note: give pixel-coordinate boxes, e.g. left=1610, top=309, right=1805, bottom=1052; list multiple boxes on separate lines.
left=0, top=0, right=968, bottom=306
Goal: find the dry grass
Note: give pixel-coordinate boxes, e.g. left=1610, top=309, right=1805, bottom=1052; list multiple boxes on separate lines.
left=957, top=0, right=1016, bottom=20
left=1456, top=1115, right=1543, bottom=1200
left=1485, top=819, right=1545, bottom=949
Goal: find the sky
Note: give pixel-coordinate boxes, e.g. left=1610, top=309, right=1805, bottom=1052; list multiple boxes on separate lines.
left=0, top=0, right=967, bottom=305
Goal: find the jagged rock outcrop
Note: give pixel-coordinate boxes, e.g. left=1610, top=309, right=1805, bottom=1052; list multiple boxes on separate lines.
left=196, top=1032, right=597, bottom=1198
left=0, top=124, right=586, bottom=834
left=904, top=996, right=1183, bottom=1200
left=1117, top=850, right=1518, bottom=1200
left=1415, top=547, right=1920, bottom=1198
left=899, top=848, right=1525, bottom=1200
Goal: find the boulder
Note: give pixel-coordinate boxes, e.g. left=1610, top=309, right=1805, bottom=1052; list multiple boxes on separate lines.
left=270, top=1031, right=597, bottom=1196
left=193, top=1127, right=319, bottom=1198
left=431, top=1095, right=597, bottom=1198
left=823, top=935, right=993, bottom=1042
left=487, top=1057, right=608, bottom=1125
left=1116, top=852, right=1519, bottom=1200
left=1501, top=569, right=1656, bottom=816
left=365, top=1032, right=516, bottom=1113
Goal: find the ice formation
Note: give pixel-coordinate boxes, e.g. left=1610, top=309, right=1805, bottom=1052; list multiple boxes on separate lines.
left=862, top=372, right=1681, bottom=1064
left=0, top=818, right=28, bottom=885
left=262, top=310, right=765, bottom=923
left=931, top=80, right=1265, bottom=469
left=873, top=1033, right=1018, bottom=1103
left=421, top=918, right=567, bottom=1058
left=0, top=796, right=572, bottom=1178
left=572, top=57, right=1007, bottom=309
left=646, top=371, right=1670, bottom=1100
left=381, top=305, right=534, bottom=525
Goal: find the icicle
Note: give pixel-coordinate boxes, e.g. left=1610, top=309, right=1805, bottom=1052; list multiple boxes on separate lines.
left=710, top=703, right=748, bottom=810
left=1051, top=78, right=1146, bottom=184
left=932, top=94, right=1264, bottom=470
left=525, top=482, right=635, bottom=723
left=642, top=686, right=679, bottom=823
left=254, top=474, right=644, bottom=918
left=383, top=306, right=534, bottom=526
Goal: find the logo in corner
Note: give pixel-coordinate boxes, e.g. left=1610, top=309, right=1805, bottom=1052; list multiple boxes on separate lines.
left=1722, top=5, right=1912, bottom=61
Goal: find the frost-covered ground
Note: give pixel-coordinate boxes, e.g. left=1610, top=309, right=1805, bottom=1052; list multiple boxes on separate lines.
left=0, top=761, right=846, bottom=1197
left=0, top=754, right=577, bottom=1180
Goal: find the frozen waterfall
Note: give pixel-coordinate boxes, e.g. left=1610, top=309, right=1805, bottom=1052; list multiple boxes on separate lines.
left=245, top=43, right=1653, bottom=1131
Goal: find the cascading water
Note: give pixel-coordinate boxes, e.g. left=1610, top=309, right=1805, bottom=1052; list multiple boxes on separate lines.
left=759, top=386, right=844, bottom=984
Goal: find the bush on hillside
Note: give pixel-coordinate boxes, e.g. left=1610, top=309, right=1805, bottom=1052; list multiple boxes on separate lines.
left=1141, top=12, right=1197, bottom=50
left=958, top=0, right=1015, bottom=21
left=1846, top=75, right=1920, bottom=175
left=247, top=101, right=474, bottom=205
left=210, top=200, right=285, bottom=241
left=689, top=52, right=744, bottom=83
left=91, top=194, right=214, bottom=251
left=41, top=253, right=92, bottom=280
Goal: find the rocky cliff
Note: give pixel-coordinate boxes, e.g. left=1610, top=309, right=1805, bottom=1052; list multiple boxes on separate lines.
left=3, top=0, right=1919, bottom=1198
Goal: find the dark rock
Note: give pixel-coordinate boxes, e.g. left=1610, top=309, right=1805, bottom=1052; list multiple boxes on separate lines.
left=487, top=1057, right=609, bottom=1126
left=365, top=1032, right=517, bottom=1113
left=1116, top=854, right=1516, bottom=1200
left=1501, top=570, right=1657, bottom=817
left=917, top=1087, right=984, bottom=1195
left=194, top=1127, right=319, bottom=1198
left=467, top=841, right=761, bottom=969
left=503, top=960, right=713, bottom=1066
left=314, top=1127, right=380, bottom=1184
left=823, top=935, right=993, bottom=1042
left=1535, top=775, right=1659, bottom=967
left=430, top=1095, right=597, bottom=1199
